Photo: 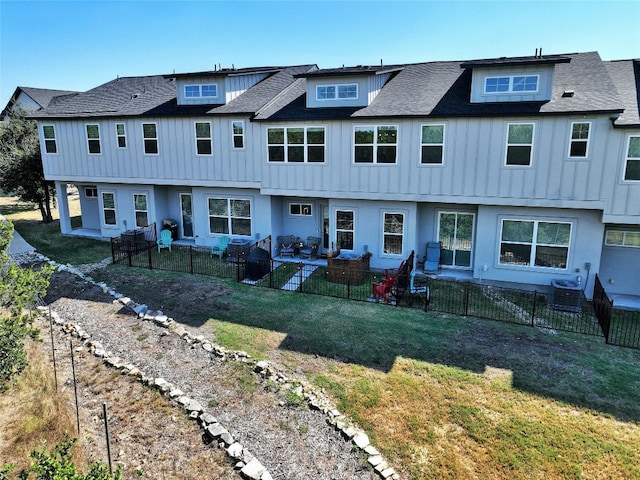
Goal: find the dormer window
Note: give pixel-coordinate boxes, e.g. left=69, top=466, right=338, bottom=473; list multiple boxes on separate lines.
left=185, top=84, right=218, bottom=98
left=316, top=83, right=358, bottom=101
left=484, top=75, right=539, bottom=94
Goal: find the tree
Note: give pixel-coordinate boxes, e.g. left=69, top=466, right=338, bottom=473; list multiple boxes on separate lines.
left=0, top=220, right=53, bottom=391
left=0, top=109, right=55, bottom=223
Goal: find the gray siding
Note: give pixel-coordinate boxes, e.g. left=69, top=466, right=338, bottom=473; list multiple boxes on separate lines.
left=470, top=65, right=555, bottom=103
left=305, top=76, right=369, bottom=108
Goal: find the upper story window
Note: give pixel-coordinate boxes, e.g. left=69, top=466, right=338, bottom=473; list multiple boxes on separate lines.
left=289, top=203, right=312, bottom=216
left=624, top=135, right=640, bottom=181
left=485, top=75, right=539, bottom=94
left=316, top=83, right=358, bottom=101
left=208, top=197, right=251, bottom=236
left=195, top=122, right=212, bottom=155
left=383, top=212, right=404, bottom=256
left=569, top=122, right=590, bottom=158
left=116, top=123, right=127, bottom=148
left=421, top=124, right=445, bottom=164
left=86, top=124, right=101, bottom=154
left=142, top=123, right=158, bottom=155
left=499, top=219, right=571, bottom=269
left=232, top=121, right=244, bottom=149
left=505, top=123, right=534, bottom=166
left=354, top=125, right=397, bottom=164
left=267, top=127, right=325, bottom=163
left=185, top=84, right=218, bottom=98
left=42, top=125, right=57, bottom=154
left=605, top=230, right=640, bottom=248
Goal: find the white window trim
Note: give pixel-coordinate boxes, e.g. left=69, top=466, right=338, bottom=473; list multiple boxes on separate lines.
left=289, top=203, right=313, bottom=216
left=232, top=120, right=245, bottom=150
left=484, top=74, right=540, bottom=94
left=381, top=211, right=404, bottom=257
left=142, top=122, right=159, bottom=156
left=420, top=123, right=446, bottom=165
left=437, top=210, right=476, bottom=269
left=568, top=121, right=591, bottom=159
left=133, top=192, right=149, bottom=228
left=100, top=191, right=117, bottom=229
left=316, top=83, right=358, bottom=101
left=185, top=84, right=218, bottom=99
left=335, top=209, right=355, bottom=251
left=207, top=197, right=252, bottom=237
left=84, top=186, right=98, bottom=198
left=605, top=230, right=640, bottom=248
left=266, top=126, right=326, bottom=163
left=194, top=121, right=213, bottom=156
left=498, top=218, right=572, bottom=270
left=115, top=123, right=127, bottom=149
left=353, top=125, right=399, bottom=164
left=85, top=123, right=101, bottom=155
left=504, top=122, right=535, bottom=167
left=42, top=124, right=57, bottom=154
left=623, top=134, right=640, bottom=182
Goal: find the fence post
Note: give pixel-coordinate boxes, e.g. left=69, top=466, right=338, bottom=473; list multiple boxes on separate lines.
left=190, top=246, right=194, bottom=274
left=103, top=402, right=113, bottom=475
left=463, top=282, right=470, bottom=316
left=70, top=340, right=80, bottom=434
left=299, top=263, right=303, bottom=293
left=127, top=247, right=133, bottom=267
left=531, top=290, right=537, bottom=326
left=110, top=238, right=116, bottom=264
left=147, top=244, right=153, bottom=270
left=347, top=271, right=351, bottom=300
left=49, top=307, right=58, bottom=393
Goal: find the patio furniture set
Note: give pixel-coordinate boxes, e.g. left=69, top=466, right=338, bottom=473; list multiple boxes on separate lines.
left=276, top=235, right=321, bottom=260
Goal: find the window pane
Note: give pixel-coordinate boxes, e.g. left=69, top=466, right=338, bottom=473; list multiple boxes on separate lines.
left=135, top=212, right=148, bottom=228
left=118, top=137, right=126, bottom=148
left=377, top=146, right=397, bottom=163
left=624, top=160, right=640, bottom=181
left=354, top=146, right=373, bottom=163
left=287, top=128, right=304, bottom=144
left=197, top=139, right=212, bottom=155
left=196, top=123, right=210, bottom=138
left=570, top=141, right=587, bottom=157
left=422, top=125, right=443, bottom=144
left=233, top=136, right=244, bottom=149
left=338, top=84, right=357, bottom=98
left=45, top=140, right=57, bottom=154
left=605, top=231, right=624, bottom=245
left=231, top=218, right=251, bottom=236
left=336, top=211, right=353, bottom=230
left=43, top=125, right=55, bottom=138
left=185, top=85, right=199, bottom=97
left=144, top=140, right=158, bottom=154
left=513, top=76, right=537, bottom=91
left=268, top=146, right=285, bottom=162
left=288, top=146, right=304, bottom=162
left=134, top=194, right=147, bottom=210
left=337, top=231, right=353, bottom=250
left=627, top=137, right=640, bottom=158
left=502, top=220, right=533, bottom=242
left=508, top=124, right=533, bottom=143
left=208, top=198, right=228, bottom=216
left=354, top=127, right=374, bottom=144
left=210, top=217, right=228, bottom=234
left=307, top=127, right=324, bottom=144
left=625, top=232, right=640, bottom=246
left=267, top=128, right=284, bottom=144
left=500, top=243, right=531, bottom=265
left=143, top=124, right=156, bottom=138
left=202, top=85, right=217, bottom=97
left=88, top=140, right=101, bottom=154
left=537, top=222, right=571, bottom=246
left=230, top=199, right=250, bottom=217
left=572, top=123, right=589, bottom=140
left=377, top=126, right=397, bottom=144
left=384, top=213, right=403, bottom=234
left=384, top=236, right=402, bottom=255
left=421, top=145, right=443, bottom=164
left=104, top=209, right=116, bottom=225
left=290, top=204, right=301, bottom=215
left=232, top=122, right=243, bottom=134
left=102, top=193, right=114, bottom=208
left=116, top=124, right=125, bottom=135
left=506, top=146, right=532, bottom=165
left=86, top=125, right=99, bottom=138
left=534, top=246, right=568, bottom=268
left=308, top=146, right=325, bottom=163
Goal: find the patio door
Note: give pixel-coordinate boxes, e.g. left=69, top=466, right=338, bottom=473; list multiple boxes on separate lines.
left=437, top=211, right=475, bottom=268
left=180, top=193, right=194, bottom=238
left=319, top=202, right=329, bottom=252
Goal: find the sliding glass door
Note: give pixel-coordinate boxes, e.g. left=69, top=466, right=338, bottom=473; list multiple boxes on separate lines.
left=438, top=212, right=474, bottom=268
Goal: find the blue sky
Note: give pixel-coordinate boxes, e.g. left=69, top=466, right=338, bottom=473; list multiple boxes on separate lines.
left=1, top=0, right=639, bottom=108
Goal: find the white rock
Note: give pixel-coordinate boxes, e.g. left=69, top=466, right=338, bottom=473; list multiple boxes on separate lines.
left=241, top=458, right=266, bottom=480
left=353, top=432, right=370, bottom=449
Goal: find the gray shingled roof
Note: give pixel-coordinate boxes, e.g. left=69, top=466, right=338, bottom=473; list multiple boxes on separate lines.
left=605, top=60, right=640, bottom=127
left=1, top=86, right=78, bottom=119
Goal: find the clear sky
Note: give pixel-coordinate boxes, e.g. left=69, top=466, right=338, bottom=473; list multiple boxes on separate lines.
left=1, top=0, right=639, bottom=108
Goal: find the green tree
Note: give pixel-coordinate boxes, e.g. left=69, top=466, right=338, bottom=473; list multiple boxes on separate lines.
left=0, top=220, right=53, bottom=391
left=0, top=109, right=55, bottom=223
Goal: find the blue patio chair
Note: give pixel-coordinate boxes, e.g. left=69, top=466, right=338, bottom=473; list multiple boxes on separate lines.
left=211, top=235, right=229, bottom=259
left=277, top=235, right=296, bottom=257
left=424, top=241, right=441, bottom=274
left=157, top=229, right=173, bottom=252
left=299, top=236, right=321, bottom=259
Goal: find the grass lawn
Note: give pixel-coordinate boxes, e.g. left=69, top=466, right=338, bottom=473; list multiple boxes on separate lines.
left=4, top=197, right=640, bottom=479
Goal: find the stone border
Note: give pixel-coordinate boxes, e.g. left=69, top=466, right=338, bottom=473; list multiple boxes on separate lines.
left=30, top=253, right=400, bottom=480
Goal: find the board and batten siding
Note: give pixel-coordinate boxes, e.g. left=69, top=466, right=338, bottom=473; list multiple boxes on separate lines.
left=40, top=117, right=263, bottom=187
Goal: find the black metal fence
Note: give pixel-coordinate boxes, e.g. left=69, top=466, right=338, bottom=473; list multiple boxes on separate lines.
left=111, top=239, right=640, bottom=350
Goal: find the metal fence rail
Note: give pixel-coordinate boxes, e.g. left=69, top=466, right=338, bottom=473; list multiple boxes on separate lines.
left=110, top=240, right=639, bottom=350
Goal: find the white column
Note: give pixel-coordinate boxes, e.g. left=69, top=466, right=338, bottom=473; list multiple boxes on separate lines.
left=55, top=181, right=72, bottom=234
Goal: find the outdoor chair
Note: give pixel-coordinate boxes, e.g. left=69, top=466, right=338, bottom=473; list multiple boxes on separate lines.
left=211, top=235, right=229, bottom=259
left=157, top=229, right=173, bottom=252
left=409, top=270, right=430, bottom=306
left=299, top=236, right=321, bottom=259
left=424, top=241, right=441, bottom=274
left=277, top=235, right=296, bottom=257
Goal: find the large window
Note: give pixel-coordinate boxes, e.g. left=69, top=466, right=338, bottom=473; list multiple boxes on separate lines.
left=354, top=126, right=397, bottom=164
left=185, top=84, right=218, bottom=98
left=624, top=135, right=640, bottom=181
left=232, top=121, right=244, bottom=149
left=438, top=212, right=474, bottom=268
left=383, top=212, right=404, bottom=255
left=86, top=124, right=101, bottom=154
left=208, top=198, right=251, bottom=236
left=42, top=125, right=57, bottom=154
left=133, top=193, right=148, bottom=227
left=605, top=230, right=640, bottom=248
left=421, top=124, right=445, bottom=164
left=195, top=122, right=212, bottom=155
left=336, top=210, right=354, bottom=250
left=116, top=123, right=127, bottom=148
left=142, top=123, right=158, bottom=155
left=316, top=83, right=358, bottom=100
left=505, top=123, right=534, bottom=166
left=569, top=122, right=590, bottom=158
left=267, top=127, right=325, bottom=163
left=101, top=192, right=117, bottom=226
left=499, top=219, right=571, bottom=269
left=485, top=75, right=539, bottom=93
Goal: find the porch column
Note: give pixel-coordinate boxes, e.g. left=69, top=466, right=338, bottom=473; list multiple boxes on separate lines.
left=55, top=181, right=72, bottom=234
